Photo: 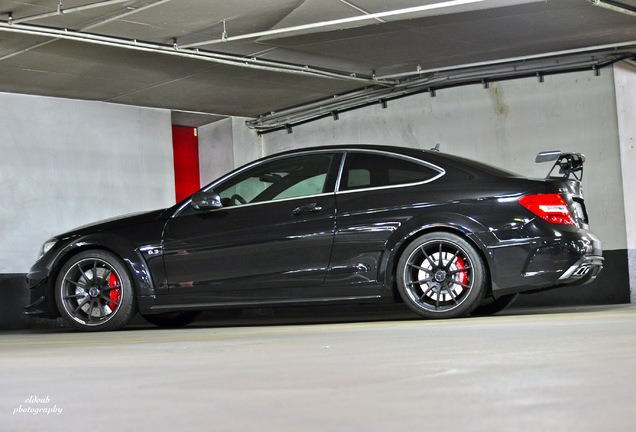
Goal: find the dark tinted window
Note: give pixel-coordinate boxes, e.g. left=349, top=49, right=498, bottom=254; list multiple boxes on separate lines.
left=340, top=152, right=441, bottom=191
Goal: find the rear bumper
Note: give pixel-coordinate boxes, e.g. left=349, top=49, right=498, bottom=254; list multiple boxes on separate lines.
left=486, top=229, right=604, bottom=296
left=557, top=254, right=604, bottom=285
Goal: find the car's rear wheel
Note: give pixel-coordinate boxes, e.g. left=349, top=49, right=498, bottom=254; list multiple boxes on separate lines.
left=397, top=232, right=486, bottom=319
left=55, top=250, right=136, bottom=331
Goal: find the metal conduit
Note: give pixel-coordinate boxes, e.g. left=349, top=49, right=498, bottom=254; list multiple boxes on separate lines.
left=0, top=21, right=384, bottom=85
left=247, top=50, right=635, bottom=132
left=376, top=40, right=636, bottom=80
left=1, top=0, right=173, bottom=62
left=590, top=0, right=636, bottom=17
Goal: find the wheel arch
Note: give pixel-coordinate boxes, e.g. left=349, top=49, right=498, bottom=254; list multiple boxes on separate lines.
left=382, top=220, right=493, bottom=301
left=46, top=235, right=152, bottom=316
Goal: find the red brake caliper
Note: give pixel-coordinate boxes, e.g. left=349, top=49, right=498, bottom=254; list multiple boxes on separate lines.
left=108, top=272, right=121, bottom=312
left=455, top=256, right=468, bottom=288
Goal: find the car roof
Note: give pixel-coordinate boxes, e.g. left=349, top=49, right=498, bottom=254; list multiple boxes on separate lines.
left=270, top=144, right=519, bottom=179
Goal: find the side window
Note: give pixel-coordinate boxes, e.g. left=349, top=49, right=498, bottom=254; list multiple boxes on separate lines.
left=346, top=169, right=371, bottom=189
left=215, top=153, right=335, bottom=207
left=340, top=152, right=441, bottom=191
left=274, top=173, right=327, bottom=200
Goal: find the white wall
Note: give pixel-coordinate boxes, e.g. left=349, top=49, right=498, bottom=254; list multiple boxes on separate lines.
left=232, top=117, right=264, bottom=168
left=0, top=92, right=174, bottom=273
left=198, top=117, right=265, bottom=186
left=198, top=118, right=234, bottom=186
left=614, top=62, right=636, bottom=302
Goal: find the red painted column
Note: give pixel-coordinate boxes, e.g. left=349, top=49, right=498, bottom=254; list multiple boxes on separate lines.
left=172, top=126, right=201, bottom=202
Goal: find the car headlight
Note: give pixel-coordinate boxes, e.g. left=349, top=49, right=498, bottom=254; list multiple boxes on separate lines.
left=39, top=238, right=58, bottom=259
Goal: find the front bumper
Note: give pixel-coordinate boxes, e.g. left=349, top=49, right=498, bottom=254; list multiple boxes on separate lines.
left=24, top=269, right=58, bottom=318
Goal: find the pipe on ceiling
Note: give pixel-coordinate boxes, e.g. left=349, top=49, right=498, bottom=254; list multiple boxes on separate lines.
left=1, top=0, right=174, bottom=62
left=0, top=21, right=385, bottom=85
left=247, top=48, right=635, bottom=132
left=376, top=39, right=636, bottom=80
left=590, top=0, right=636, bottom=17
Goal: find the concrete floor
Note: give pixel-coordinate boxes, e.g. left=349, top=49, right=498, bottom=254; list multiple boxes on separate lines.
left=1, top=305, right=635, bottom=432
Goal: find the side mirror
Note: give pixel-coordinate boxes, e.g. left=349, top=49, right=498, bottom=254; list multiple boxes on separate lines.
left=191, top=190, right=223, bottom=210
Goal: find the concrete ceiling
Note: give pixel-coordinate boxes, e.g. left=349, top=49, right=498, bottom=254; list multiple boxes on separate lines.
left=1, top=0, right=635, bottom=130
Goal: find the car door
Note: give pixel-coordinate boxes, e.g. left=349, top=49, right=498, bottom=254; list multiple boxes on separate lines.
left=161, top=152, right=341, bottom=305
left=324, top=150, right=444, bottom=296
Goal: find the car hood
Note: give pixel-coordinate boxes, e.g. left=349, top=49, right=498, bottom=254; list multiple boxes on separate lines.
left=58, top=208, right=168, bottom=238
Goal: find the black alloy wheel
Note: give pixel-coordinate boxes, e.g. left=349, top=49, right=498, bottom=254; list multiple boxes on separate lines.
left=397, top=232, right=486, bottom=319
left=55, top=250, right=136, bottom=331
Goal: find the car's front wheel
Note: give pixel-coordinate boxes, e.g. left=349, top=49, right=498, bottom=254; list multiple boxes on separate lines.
left=55, top=250, right=136, bottom=331
left=397, top=232, right=486, bottom=319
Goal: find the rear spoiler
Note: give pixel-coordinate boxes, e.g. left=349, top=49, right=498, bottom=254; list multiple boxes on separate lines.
left=535, top=151, right=585, bottom=181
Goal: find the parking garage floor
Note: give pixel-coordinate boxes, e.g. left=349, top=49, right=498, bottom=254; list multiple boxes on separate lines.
left=2, top=304, right=635, bottom=432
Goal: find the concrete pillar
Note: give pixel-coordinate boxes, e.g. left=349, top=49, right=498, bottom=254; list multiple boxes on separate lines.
left=614, top=62, right=636, bottom=302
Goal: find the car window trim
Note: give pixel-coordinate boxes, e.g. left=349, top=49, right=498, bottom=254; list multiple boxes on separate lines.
left=195, top=191, right=338, bottom=214
left=335, top=149, right=446, bottom=194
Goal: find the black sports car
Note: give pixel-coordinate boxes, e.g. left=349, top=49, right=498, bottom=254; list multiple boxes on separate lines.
left=26, top=145, right=603, bottom=331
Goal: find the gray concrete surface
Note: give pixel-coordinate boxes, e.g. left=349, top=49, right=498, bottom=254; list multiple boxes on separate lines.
left=2, top=305, right=636, bottom=432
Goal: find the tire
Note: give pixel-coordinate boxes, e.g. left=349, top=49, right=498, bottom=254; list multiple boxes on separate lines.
left=142, top=311, right=201, bottom=328
left=471, top=293, right=518, bottom=316
left=55, top=250, right=136, bottom=331
left=397, top=232, right=486, bottom=319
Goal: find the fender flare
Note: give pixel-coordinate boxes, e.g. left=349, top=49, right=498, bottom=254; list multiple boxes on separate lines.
left=379, top=212, right=496, bottom=296
left=46, top=232, right=161, bottom=307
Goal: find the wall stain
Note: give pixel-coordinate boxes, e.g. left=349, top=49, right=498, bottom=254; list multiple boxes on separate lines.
left=491, top=82, right=505, bottom=116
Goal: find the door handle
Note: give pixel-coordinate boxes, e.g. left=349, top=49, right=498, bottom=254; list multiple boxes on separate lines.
left=292, top=203, right=323, bottom=216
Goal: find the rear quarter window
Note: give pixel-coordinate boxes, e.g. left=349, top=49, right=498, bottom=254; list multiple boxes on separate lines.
left=340, top=152, right=442, bottom=191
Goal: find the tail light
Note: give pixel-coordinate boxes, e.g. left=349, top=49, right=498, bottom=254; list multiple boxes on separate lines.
left=519, top=194, right=575, bottom=225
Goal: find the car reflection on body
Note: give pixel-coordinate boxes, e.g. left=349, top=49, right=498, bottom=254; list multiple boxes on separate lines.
left=26, top=145, right=603, bottom=331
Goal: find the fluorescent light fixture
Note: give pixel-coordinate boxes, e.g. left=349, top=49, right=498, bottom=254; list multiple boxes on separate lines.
left=182, top=0, right=491, bottom=48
